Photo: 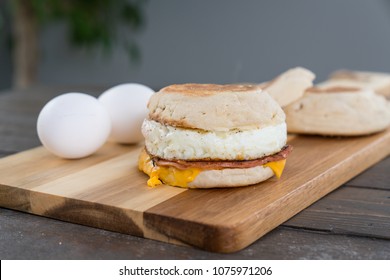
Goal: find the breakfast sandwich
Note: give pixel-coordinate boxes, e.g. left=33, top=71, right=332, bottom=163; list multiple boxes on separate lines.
left=284, top=86, right=390, bottom=136
left=259, top=67, right=315, bottom=107
left=139, top=84, right=292, bottom=188
left=318, top=70, right=390, bottom=98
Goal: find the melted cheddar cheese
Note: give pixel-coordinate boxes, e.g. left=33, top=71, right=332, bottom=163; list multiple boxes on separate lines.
left=138, top=149, right=200, bottom=188
left=264, top=159, right=286, bottom=179
left=138, top=149, right=287, bottom=188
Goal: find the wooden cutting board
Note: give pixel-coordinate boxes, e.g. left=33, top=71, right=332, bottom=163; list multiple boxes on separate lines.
left=0, top=129, right=389, bottom=253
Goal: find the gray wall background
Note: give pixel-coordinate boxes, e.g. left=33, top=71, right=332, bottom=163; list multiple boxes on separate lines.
left=2, top=0, right=390, bottom=90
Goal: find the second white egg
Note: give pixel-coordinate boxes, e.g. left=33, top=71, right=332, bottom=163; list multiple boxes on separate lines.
left=98, top=83, right=154, bottom=144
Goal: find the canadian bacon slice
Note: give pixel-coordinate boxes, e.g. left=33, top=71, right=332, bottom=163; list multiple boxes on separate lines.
left=151, top=145, right=292, bottom=170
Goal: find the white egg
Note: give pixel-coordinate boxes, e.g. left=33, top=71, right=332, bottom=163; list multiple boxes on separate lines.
left=98, top=83, right=154, bottom=144
left=37, top=93, right=111, bottom=159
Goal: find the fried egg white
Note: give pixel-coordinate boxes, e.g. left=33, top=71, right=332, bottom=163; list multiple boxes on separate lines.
left=142, top=119, right=287, bottom=160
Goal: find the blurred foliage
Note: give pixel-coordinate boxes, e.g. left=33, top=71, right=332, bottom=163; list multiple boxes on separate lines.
left=29, top=0, right=147, bottom=62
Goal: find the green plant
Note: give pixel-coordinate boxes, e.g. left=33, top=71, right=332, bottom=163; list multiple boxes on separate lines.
left=31, top=0, right=146, bottom=60
left=6, top=0, right=147, bottom=89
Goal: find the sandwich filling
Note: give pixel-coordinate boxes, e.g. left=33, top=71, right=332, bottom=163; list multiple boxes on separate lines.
left=142, top=119, right=287, bottom=160
left=138, top=145, right=292, bottom=188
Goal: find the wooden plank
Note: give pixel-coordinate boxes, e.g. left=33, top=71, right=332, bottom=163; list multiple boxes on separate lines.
left=0, top=143, right=138, bottom=189
left=145, top=131, right=390, bottom=252
left=257, top=227, right=390, bottom=260
left=0, top=129, right=389, bottom=253
left=0, top=98, right=43, bottom=152
left=346, top=156, right=390, bottom=190
left=0, top=129, right=41, bottom=153
left=0, top=144, right=188, bottom=246
left=1, top=208, right=389, bottom=259
left=283, top=186, right=390, bottom=239
left=0, top=151, right=15, bottom=158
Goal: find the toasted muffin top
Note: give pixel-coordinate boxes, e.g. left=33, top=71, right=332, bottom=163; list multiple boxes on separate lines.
left=147, top=83, right=285, bottom=131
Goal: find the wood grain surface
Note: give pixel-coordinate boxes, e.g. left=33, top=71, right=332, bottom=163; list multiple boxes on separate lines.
left=1, top=127, right=389, bottom=253
left=1, top=88, right=390, bottom=259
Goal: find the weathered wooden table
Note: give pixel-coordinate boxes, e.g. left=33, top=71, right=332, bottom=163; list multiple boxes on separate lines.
left=1, top=86, right=389, bottom=259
